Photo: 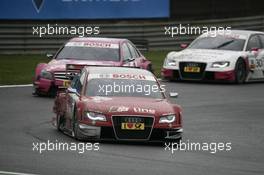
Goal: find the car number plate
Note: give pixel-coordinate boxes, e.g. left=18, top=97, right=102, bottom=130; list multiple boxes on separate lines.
left=121, top=123, right=145, bottom=130
left=184, top=66, right=200, bottom=73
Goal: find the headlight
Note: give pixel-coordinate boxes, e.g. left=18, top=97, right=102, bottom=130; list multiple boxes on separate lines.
left=40, top=69, right=53, bottom=80
left=159, top=114, right=176, bottom=123
left=86, top=112, right=106, bottom=121
left=211, top=61, right=230, bottom=68
left=165, top=57, right=177, bottom=66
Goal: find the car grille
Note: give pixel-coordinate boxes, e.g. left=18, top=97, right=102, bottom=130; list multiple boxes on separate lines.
left=112, top=116, right=154, bottom=140
left=179, top=62, right=207, bottom=80
left=53, top=71, right=78, bottom=80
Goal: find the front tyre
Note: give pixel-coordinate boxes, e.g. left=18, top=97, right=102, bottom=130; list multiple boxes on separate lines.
left=73, top=120, right=80, bottom=140
left=32, top=86, right=41, bottom=96
left=234, top=59, right=247, bottom=84
left=72, top=109, right=83, bottom=140
left=146, top=64, right=153, bottom=73
left=56, top=114, right=65, bottom=131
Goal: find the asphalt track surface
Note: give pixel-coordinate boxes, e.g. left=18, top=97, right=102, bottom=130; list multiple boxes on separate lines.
left=0, top=81, right=264, bottom=175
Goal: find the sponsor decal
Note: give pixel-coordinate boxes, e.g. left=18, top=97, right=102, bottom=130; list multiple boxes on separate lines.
left=202, top=32, right=247, bottom=40
left=66, top=41, right=119, bottom=49
left=133, top=107, right=155, bottom=114
left=109, top=106, right=129, bottom=113
left=113, top=74, right=146, bottom=80
left=88, top=74, right=156, bottom=81
left=91, top=96, right=112, bottom=103
left=109, top=106, right=155, bottom=114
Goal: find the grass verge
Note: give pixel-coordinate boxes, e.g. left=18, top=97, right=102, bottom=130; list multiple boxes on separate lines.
left=0, top=55, right=49, bottom=85
left=143, top=50, right=168, bottom=77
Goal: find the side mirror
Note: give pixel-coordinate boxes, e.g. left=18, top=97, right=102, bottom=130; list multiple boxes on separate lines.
left=129, top=57, right=135, bottom=62
left=68, top=87, right=77, bottom=94
left=123, top=57, right=135, bottom=63
left=169, top=92, right=179, bottom=98
left=180, top=43, right=188, bottom=49
left=46, top=53, right=54, bottom=59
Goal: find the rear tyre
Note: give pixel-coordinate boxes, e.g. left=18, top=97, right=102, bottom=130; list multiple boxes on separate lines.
left=234, top=59, right=247, bottom=84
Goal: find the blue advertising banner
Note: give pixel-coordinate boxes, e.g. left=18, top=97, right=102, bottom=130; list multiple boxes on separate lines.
left=0, top=0, right=169, bottom=19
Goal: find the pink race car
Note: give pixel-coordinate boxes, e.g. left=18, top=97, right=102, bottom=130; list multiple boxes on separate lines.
left=33, top=37, right=152, bottom=96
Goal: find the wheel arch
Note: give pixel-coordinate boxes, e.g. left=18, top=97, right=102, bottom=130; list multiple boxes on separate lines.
left=234, top=56, right=248, bottom=84
left=73, top=101, right=83, bottom=121
left=238, top=56, right=250, bottom=75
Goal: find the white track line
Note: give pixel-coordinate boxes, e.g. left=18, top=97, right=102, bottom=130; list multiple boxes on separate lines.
left=0, top=170, right=38, bottom=175
left=0, top=84, right=33, bottom=88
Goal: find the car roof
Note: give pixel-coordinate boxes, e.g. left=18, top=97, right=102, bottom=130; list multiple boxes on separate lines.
left=69, top=37, right=127, bottom=44
left=201, top=29, right=264, bottom=39
left=85, top=66, right=154, bottom=76
left=227, top=30, right=264, bottom=35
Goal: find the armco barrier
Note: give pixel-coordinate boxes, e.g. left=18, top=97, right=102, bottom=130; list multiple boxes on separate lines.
left=0, top=15, right=264, bottom=54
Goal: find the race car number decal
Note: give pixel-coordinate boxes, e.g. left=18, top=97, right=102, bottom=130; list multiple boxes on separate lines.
left=256, top=59, right=263, bottom=68
left=250, top=59, right=264, bottom=69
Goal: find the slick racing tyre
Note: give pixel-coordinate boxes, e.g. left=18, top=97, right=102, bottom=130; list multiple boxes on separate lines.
left=72, top=109, right=84, bottom=141
left=234, top=58, right=247, bottom=84
left=56, top=114, right=65, bottom=131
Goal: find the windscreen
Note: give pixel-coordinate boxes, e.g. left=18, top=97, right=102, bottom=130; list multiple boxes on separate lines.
left=86, top=78, right=164, bottom=99
left=56, top=41, right=120, bottom=61
left=189, top=35, right=246, bottom=51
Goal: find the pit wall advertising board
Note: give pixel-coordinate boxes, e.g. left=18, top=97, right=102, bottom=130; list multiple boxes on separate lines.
left=0, top=0, right=169, bottom=19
